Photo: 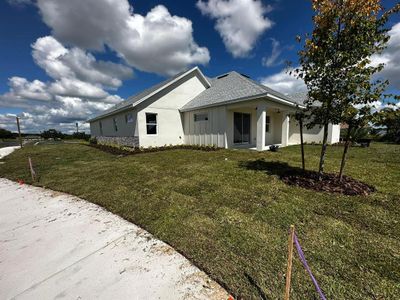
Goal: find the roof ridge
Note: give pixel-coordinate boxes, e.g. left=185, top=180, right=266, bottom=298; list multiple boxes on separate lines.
left=88, top=66, right=209, bottom=122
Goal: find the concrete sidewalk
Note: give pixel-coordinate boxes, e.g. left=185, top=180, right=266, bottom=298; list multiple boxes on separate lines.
left=0, top=146, right=20, bottom=159
left=0, top=179, right=228, bottom=300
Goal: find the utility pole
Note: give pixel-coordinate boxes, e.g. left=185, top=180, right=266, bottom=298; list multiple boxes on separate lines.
left=76, top=122, right=79, bottom=134
left=16, top=116, right=23, bottom=148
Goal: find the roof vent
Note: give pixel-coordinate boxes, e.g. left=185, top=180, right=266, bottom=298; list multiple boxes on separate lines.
left=216, top=73, right=229, bottom=79
left=240, top=73, right=250, bottom=78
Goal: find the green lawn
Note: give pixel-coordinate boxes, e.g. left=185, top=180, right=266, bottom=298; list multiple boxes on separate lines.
left=1, top=143, right=399, bottom=299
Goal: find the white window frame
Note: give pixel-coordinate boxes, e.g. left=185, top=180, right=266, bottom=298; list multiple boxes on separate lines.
left=125, top=113, right=133, bottom=123
left=194, top=113, right=209, bottom=122
left=113, top=118, right=118, bottom=132
left=145, top=112, right=158, bottom=135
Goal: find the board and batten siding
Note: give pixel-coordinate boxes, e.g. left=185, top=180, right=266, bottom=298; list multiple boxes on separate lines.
left=183, top=106, right=227, bottom=148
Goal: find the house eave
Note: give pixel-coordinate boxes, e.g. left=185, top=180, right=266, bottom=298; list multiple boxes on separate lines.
left=87, top=105, right=134, bottom=123
left=180, top=92, right=305, bottom=112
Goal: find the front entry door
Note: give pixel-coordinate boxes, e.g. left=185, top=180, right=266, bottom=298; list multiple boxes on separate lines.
left=234, top=112, right=251, bottom=144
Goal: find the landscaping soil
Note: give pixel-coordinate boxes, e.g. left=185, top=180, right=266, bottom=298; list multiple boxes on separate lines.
left=281, top=171, right=375, bottom=196
left=88, top=143, right=220, bottom=156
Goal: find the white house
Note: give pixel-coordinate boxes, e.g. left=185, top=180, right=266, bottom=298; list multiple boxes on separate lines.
left=88, top=67, right=340, bottom=151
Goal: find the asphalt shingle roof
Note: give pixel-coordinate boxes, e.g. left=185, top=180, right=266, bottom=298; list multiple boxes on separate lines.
left=181, top=71, right=299, bottom=111
left=89, top=68, right=303, bottom=122
left=287, top=92, right=308, bottom=105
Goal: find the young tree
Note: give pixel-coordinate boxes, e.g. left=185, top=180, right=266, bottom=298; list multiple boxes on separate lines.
left=294, top=108, right=306, bottom=171
left=295, top=0, right=399, bottom=177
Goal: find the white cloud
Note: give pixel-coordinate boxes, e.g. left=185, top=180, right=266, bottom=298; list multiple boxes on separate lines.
left=36, top=0, right=210, bottom=75
left=370, top=22, right=400, bottom=90
left=5, top=77, right=52, bottom=102
left=197, top=0, right=273, bottom=57
left=262, top=38, right=293, bottom=67
left=262, top=38, right=282, bottom=67
left=32, top=36, right=132, bottom=89
left=260, top=68, right=306, bottom=95
left=0, top=36, right=126, bottom=133
left=0, top=96, right=115, bottom=133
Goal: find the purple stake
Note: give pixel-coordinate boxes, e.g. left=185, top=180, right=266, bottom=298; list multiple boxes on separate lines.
left=293, top=233, right=327, bottom=300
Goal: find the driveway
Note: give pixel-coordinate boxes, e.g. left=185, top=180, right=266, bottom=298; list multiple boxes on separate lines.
left=0, top=178, right=229, bottom=300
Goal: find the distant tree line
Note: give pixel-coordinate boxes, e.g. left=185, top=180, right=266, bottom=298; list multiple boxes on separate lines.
left=40, top=129, right=90, bottom=141
left=0, top=128, right=90, bottom=141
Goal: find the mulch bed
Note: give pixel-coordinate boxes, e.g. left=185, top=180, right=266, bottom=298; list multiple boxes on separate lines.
left=281, top=171, right=375, bottom=196
left=88, top=143, right=220, bottom=156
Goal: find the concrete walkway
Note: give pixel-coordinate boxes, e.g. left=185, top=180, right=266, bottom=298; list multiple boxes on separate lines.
left=0, top=146, right=20, bottom=159
left=0, top=178, right=228, bottom=300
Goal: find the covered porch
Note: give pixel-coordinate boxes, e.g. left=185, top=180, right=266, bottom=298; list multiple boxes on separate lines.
left=226, top=99, right=295, bottom=151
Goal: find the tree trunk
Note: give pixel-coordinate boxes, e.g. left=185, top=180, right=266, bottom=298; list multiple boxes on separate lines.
left=318, top=123, right=329, bottom=178
left=299, top=117, right=305, bottom=171
left=339, top=125, right=352, bottom=182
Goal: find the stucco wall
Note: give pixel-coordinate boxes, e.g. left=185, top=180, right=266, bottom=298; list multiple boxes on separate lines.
left=136, top=74, right=207, bottom=147
left=288, top=117, right=341, bottom=145
left=90, top=109, right=137, bottom=137
left=289, top=116, right=324, bottom=144
left=183, top=106, right=227, bottom=148
left=328, top=124, right=341, bottom=144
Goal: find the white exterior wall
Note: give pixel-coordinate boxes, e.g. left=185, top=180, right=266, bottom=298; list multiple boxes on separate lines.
left=288, top=117, right=324, bottom=144
left=288, top=117, right=340, bottom=145
left=90, top=109, right=137, bottom=137
left=136, top=75, right=207, bottom=147
left=183, top=106, right=227, bottom=148
left=328, top=124, right=340, bottom=144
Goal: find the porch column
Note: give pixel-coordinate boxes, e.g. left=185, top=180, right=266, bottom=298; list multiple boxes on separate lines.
left=281, top=113, right=290, bottom=147
left=256, top=102, right=267, bottom=151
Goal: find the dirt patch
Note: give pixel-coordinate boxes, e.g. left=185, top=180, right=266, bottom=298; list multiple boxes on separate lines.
left=281, top=171, right=375, bottom=196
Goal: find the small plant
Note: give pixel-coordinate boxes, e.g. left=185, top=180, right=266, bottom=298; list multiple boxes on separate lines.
left=269, top=145, right=279, bottom=152
left=88, top=142, right=221, bottom=155
left=89, top=137, right=97, bottom=145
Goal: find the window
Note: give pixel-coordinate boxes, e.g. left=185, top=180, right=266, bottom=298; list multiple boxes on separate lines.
left=125, top=113, right=133, bottom=123
left=113, top=118, right=118, bottom=132
left=146, top=113, right=157, bottom=135
left=194, top=113, right=208, bottom=122
left=265, top=115, right=270, bottom=133
left=99, top=121, right=103, bottom=135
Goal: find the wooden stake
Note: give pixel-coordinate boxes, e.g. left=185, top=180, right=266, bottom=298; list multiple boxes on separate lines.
left=28, top=157, right=35, bottom=182
left=284, top=225, right=295, bottom=300
left=16, top=116, right=23, bottom=148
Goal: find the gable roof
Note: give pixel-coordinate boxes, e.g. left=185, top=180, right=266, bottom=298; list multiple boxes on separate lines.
left=87, top=66, right=210, bottom=122
left=180, top=71, right=303, bottom=111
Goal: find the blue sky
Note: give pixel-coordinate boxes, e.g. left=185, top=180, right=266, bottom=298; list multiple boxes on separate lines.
left=0, top=0, right=399, bottom=133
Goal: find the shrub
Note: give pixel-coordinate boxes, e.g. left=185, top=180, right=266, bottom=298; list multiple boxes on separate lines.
left=88, top=143, right=221, bottom=155
left=89, top=137, right=97, bottom=145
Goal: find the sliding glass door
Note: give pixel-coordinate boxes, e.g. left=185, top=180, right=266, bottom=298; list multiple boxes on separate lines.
left=233, top=112, right=251, bottom=144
